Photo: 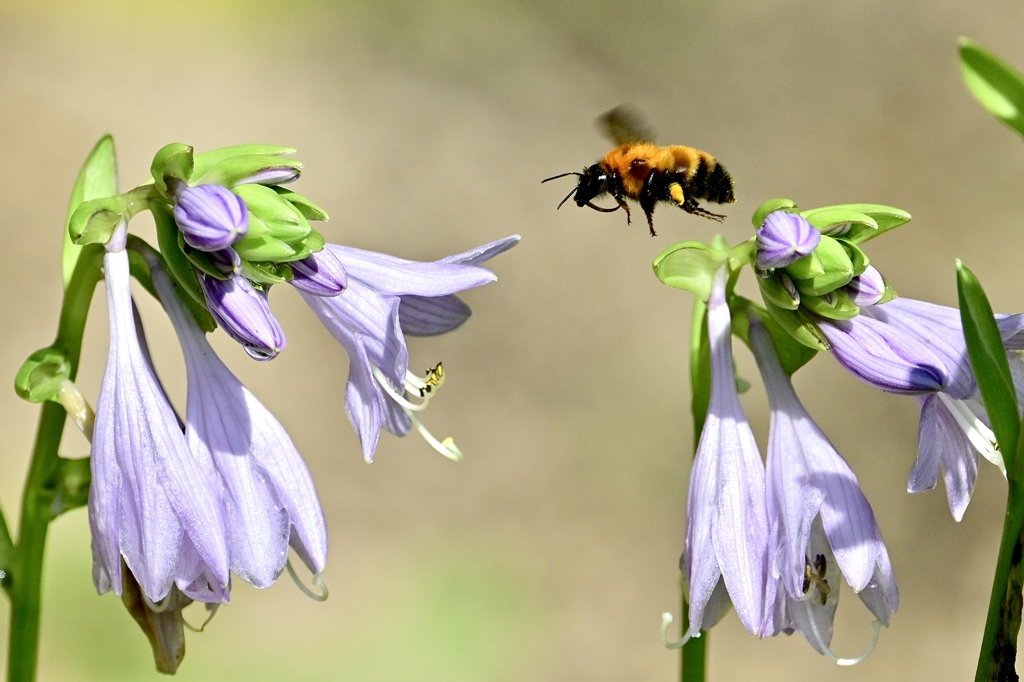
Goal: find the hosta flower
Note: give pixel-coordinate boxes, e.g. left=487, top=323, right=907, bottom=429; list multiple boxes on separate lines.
left=750, top=317, right=897, bottom=656
left=298, top=236, right=519, bottom=461
left=89, top=239, right=230, bottom=604
left=151, top=254, right=328, bottom=587
left=818, top=313, right=948, bottom=395
left=684, top=268, right=769, bottom=637
left=862, top=298, right=1024, bottom=519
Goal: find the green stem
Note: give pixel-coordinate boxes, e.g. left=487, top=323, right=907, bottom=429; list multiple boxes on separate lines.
left=975, top=484, right=1024, bottom=681
left=682, top=300, right=710, bottom=682
left=8, top=403, right=67, bottom=682
left=6, top=245, right=103, bottom=682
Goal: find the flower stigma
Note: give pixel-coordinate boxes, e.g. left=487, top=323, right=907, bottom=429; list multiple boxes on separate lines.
left=285, top=561, right=329, bottom=602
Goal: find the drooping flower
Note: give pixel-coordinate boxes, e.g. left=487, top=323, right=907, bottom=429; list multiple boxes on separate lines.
left=684, top=268, right=769, bottom=637
left=298, top=236, right=519, bottom=461
left=89, top=239, right=230, bottom=604
left=860, top=298, right=1024, bottom=518
left=150, top=253, right=328, bottom=587
left=750, top=316, right=898, bottom=655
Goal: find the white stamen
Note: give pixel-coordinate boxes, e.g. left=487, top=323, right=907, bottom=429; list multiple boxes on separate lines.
left=370, top=363, right=463, bottom=461
left=937, top=392, right=1006, bottom=477
left=659, top=612, right=693, bottom=649
left=285, top=560, right=329, bottom=602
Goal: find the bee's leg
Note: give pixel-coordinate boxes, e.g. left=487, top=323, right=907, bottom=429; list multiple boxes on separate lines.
left=681, top=196, right=727, bottom=222
left=583, top=198, right=630, bottom=226
left=640, top=174, right=661, bottom=236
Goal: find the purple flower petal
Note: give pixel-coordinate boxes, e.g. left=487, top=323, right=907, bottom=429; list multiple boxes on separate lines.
left=686, top=269, right=769, bottom=637
left=845, top=265, right=886, bottom=307
left=89, top=248, right=230, bottom=603
left=290, top=248, right=348, bottom=297
left=153, top=261, right=328, bottom=583
left=819, top=314, right=948, bottom=394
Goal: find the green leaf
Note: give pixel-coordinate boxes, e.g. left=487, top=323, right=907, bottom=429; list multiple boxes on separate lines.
left=63, top=135, right=117, bottom=288
left=960, top=37, right=1024, bottom=138
left=652, top=241, right=728, bottom=301
left=751, top=198, right=797, bottom=229
left=233, top=233, right=297, bottom=262
left=234, top=183, right=311, bottom=242
left=760, top=301, right=828, bottom=352
left=957, top=260, right=1019, bottom=480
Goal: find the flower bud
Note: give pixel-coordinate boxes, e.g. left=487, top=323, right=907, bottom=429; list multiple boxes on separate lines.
left=290, top=249, right=348, bottom=296
left=174, top=185, right=248, bottom=251
left=756, top=211, right=820, bottom=270
left=199, top=273, right=285, bottom=360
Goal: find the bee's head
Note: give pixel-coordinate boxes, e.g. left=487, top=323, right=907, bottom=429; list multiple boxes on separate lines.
left=542, top=164, right=609, bottom=210
left=572, top=163, right=609, bottom=206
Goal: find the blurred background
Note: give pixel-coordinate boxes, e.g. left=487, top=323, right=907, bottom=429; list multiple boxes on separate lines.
left=2, top=0, right=1024, bottom=680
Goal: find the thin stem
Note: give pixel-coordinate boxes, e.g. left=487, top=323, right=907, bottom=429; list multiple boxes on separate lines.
left=974, top=483, right=1024, bottom=681
left=8, top=403, right=67, bottom=682
left=6, top=245, right=103, bottom=682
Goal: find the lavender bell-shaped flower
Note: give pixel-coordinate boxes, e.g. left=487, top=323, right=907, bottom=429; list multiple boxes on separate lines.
left=297, top=236, right=519, bottom=462
left=684, top=268, right=769, bottom=637
left=150, top=254, right=328, bottom=587
left=89, top=236, right=230, bottom=604
left=750, top=317, right=898, bottom=659
left=861, top=298, right=1024, bottom=518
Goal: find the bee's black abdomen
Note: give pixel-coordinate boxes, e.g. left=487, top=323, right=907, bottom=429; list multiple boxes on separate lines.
left=690, top=158, right=734, bottom=205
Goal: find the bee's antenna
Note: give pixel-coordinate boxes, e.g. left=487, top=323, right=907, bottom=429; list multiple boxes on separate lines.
left=541, top=171, right=582, bottom=184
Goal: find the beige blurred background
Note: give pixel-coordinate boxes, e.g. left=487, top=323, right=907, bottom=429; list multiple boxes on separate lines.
left=2, top=0, right=1024, bottom=680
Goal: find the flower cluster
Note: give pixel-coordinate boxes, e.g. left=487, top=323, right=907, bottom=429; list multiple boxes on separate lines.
left=48, top=139, right=517, bottom=669
left=656, top=200, right=1024, bottom=659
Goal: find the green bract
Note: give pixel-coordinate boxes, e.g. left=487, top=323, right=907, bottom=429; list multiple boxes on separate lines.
left=63, top=135, right=117, bottom=288
left=652, top=240, right=729, bottom=301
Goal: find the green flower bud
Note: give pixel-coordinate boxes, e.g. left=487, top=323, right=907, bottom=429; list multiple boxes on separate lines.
left=233, top=184, right=312, bottom=244
left=757, top=271, right=800, bottom=311
left=800, top=289, right=861, bottom=320
left=791, top=235, right=854, bottom=296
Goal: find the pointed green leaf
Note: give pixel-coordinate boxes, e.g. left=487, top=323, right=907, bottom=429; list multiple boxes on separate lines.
left=194, top=154, right=302, bottom=187
left=960, top=37, right=1024, bottom=138
left=150, top=143, right=194, bottom=197
left=274, top=187, right=329, bottom=221
left=63, top=135, right=117, bottom=288
left=836, top=204, right=912, bottom=243
left=957, top=260, right=1020, bottom=480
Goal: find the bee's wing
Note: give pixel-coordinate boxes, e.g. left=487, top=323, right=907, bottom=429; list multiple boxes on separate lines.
left=598, top=105, right=654, bottom=145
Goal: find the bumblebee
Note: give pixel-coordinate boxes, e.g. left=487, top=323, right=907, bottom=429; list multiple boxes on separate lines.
left=542, top=106, right=735, bottom=236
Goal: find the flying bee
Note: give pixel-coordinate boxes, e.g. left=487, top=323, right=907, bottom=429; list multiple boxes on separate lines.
left=542, top=106, right=735, bottom=236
